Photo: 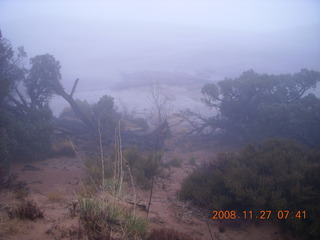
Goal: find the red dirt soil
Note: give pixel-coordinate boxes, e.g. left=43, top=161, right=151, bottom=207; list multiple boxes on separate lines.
left=0, top=147, right=294, bottom=240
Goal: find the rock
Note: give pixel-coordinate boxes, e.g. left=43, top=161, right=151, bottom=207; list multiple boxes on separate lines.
left=22, top=165, right=41, bottom=172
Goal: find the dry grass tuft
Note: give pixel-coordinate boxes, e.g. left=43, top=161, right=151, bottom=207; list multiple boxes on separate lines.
left=171, top=200, right=195, bottom=225
left=78, top=197, right=113, bottom=240
left=47, top=191, right=64, bottom=202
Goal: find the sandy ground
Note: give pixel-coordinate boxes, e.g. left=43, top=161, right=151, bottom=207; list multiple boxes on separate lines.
left=0, top=156, right=82, bottom=240
left=0, top=143, right=295, bottom=240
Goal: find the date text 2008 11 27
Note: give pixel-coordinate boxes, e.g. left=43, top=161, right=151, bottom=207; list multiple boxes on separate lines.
left=212, top=210, right=306, bottom=220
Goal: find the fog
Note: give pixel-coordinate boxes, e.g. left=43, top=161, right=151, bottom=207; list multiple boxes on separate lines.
left=1, top=0, right=320, bottom=115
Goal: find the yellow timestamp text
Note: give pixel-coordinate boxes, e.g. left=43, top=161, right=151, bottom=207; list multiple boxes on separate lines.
left=212, top=210, right=306, bottom=220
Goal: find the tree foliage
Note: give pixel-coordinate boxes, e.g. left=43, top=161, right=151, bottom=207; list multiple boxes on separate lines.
left=0, top=36, right=53, bottom=167
left=93, top=95, right=119, bottom=137
left=0, top=38, right=25, bottom=101
left=25, top=54, right=62, bottom=109
left=179, top=139, right=320, bottom=239
left=201, top=69, right=320, bottom=147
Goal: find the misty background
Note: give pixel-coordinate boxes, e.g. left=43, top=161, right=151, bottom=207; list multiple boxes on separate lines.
left=1, top=0, right=319, bottom=116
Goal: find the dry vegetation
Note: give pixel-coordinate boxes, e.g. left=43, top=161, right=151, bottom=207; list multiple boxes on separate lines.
left=1, top=135, right=308, bottom=240
left=7, top=200, right=44, bottom=220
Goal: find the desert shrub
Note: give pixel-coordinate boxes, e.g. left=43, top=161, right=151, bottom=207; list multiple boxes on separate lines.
left=83, top=147, right=164, bottom=191
left=8, top=200, right=43, bottom=220
left=1, top=107, right=53, bottom=165
left=147, top=228, right=196, bottom=240
left=124, top=147, right=163, bottom=189
left=0, top=173, right=29, bottom=199
left=178, top=139, right=320, bottom=239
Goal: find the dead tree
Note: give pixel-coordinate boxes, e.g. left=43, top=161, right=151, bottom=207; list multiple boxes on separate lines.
left=52, top=78, right=96, bottom=132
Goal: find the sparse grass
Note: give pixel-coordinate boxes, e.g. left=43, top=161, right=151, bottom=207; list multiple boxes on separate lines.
left=47, top=191, right=64, bottom=202
left=7, top=200, right=43, bottom=220
left=77, top=194, right=151, bottom=240
left=78, top=197, right=117, bottom=239
left=147, top=227, right=197, bottom=240
left=84, top=147, right=164, bottom=191
left=123, top=212, right=148, bottom=239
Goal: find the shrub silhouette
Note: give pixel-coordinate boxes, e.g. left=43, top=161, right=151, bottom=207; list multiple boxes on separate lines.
left=179, top=139, right=320, bottom=239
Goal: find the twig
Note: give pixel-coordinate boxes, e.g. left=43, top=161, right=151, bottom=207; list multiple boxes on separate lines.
left=98, top=118, right=105, bottom=191
left=147, top=120, right=163, bottom=218
left=113, top=119, right=124, bottom=200
left=123, top=156, right=137, bottom=216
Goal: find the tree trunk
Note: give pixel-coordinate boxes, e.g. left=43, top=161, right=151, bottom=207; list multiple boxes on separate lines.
left=54, top=79, right=96, bottom=133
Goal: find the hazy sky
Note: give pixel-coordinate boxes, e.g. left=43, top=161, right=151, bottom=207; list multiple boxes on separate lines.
left=1, top=0, right=320, bottom=97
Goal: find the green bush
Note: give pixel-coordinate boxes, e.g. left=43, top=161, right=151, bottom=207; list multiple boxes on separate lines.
left=178, top=139, right=320, bottom=239
left=124, top=147, right=163, bottom=189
